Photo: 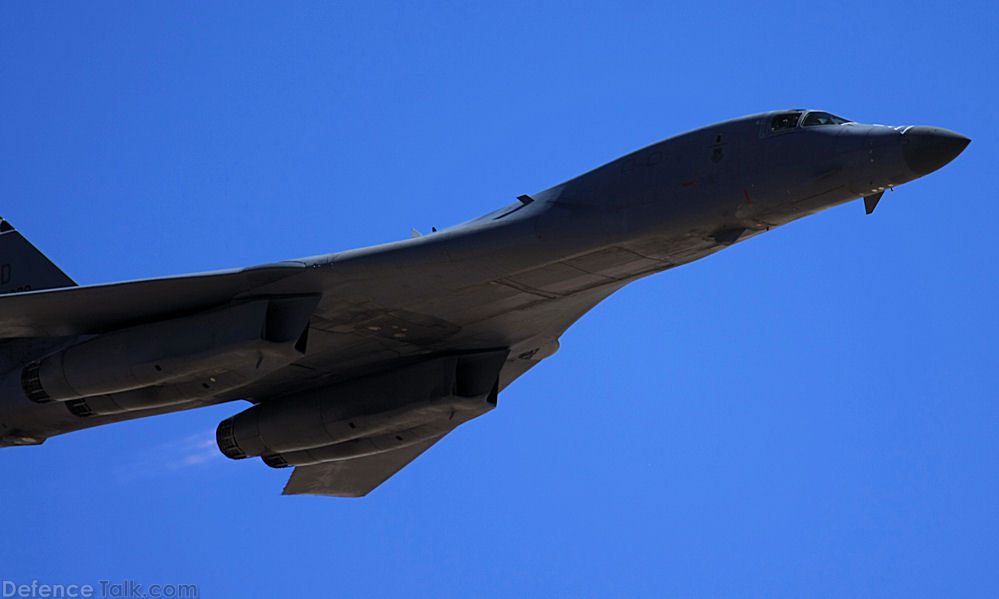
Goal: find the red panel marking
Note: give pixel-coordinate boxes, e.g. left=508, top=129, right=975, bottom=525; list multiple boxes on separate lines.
left=682, top=180, right=699, bottom=187
left=743, top=188, right=753, bottom=205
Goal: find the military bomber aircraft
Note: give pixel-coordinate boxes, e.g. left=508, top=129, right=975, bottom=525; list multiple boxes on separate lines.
left=0, top=110, right=969, bottom=496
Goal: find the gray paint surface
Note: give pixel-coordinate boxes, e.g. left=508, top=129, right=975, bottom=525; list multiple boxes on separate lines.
left=0, top=110, right=969, bottom=496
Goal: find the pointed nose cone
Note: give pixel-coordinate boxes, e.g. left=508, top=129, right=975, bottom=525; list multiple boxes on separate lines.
left=903, top=126, right=970, bottom=176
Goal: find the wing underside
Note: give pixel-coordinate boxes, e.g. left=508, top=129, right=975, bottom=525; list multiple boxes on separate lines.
left=0, top=262, right=309, bottom=337
left=281, top=434, right=446, bottom=497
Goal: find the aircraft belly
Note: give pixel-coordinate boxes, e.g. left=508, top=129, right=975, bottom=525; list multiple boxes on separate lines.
left=222, top=256, right=643, bottom=403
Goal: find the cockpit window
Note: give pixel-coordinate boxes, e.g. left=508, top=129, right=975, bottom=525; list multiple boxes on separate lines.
left=802, top=111, right=852, bottom=126
left=770, top=112, right=803, bottom=132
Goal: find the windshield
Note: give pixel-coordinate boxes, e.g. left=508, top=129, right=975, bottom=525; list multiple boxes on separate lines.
left=802, top=111, right=852, bottom=126
left=770, top=111, right=803, bottom=132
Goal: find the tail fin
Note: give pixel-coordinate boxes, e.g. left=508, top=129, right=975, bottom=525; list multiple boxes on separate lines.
left=0, top=218, right=76, bottom=294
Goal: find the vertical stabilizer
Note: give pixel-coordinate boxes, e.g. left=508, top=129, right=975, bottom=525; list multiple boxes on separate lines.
left=0, top=218, right=76, bottom=294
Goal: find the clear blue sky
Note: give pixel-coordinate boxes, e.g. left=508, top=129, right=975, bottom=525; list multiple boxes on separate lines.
left=2, top=2, right=997, bottom=597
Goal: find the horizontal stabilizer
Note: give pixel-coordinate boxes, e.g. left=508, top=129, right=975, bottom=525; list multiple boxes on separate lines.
left=0, top=218, right=76, bottom=294
left=282, top=435, right=445, bottom=497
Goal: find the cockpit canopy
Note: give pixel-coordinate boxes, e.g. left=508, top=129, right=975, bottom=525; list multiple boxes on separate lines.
left=802, top=111, right=852, bottom=127
left=770, top=110, right=852, bottom=132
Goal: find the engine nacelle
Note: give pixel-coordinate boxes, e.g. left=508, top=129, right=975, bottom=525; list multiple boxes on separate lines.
left=20, top=295, right=317, bottom=405
left=216, top=349, right=507, bottom=465
left=260, top=399, right=491, bottom=467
